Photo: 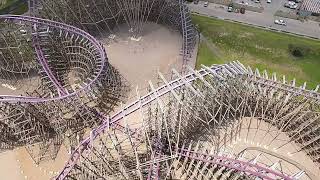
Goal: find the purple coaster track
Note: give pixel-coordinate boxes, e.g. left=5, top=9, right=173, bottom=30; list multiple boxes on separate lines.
left=147, top=153, right=161, bottom=180
left=32, top=26, right=67, bottom=96
left=55, top=64, right=227, bottom=179
left=176, top=148, right=292, bottom=180
left=0, top=15, right=106, bottom=103
left=55, top=62, right=302, bottom=180
left=0, top=14, right=127, bottom=165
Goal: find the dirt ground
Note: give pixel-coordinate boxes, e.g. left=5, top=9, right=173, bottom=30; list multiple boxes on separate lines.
left=0, top=76, right=40, bottom=96
left=0, top=150, right=23, bottom=180
left=0, top=146, right=68, bottom=180
left=105, top=22, right=185, bottom=98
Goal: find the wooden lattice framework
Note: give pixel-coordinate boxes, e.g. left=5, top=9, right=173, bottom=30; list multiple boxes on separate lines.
left=57, top=61, right=320, bottom=180
left=29, top=0, right=197, bottom=68
left=0, top=15, right=128, bottom=164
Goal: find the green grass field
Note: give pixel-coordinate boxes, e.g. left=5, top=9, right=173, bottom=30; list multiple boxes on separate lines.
left=0, top=0, right=28, bottom=15
left=193, top=15, right=320, bottom=89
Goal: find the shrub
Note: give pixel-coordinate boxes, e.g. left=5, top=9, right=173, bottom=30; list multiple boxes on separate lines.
left=288, top=44, right=311, bottom=58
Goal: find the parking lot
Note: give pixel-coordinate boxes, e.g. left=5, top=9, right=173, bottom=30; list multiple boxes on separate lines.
left=277, top=0, right=301, bottom=16
left=188, top=1, right=320, bottom=39
left=233, top=0, right=262, bottom=8
left=194, top=0, right=302, bottom=16
left=262, top=0, right=287, bottom=15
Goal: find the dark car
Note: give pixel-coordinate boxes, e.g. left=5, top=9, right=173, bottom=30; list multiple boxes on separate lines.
left=240, top=7, right=246, bottom=14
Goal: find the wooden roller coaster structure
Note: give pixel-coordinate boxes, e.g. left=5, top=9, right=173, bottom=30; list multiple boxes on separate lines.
left=56, top=61, right=320, bottom=180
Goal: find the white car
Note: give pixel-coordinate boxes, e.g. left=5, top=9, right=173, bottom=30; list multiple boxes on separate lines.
left=290, top=4, right=298, bottom=9
left=274, top=19, right=287, bottom=26
left=288, top=1, right=296, bottom=5
left=285, top=1, right=298, bottom=9
left=284, top=1, right=297, bottom=8
left=267, top=0, right=272, bottom=3
left=204, top=2, right=209, bottom=7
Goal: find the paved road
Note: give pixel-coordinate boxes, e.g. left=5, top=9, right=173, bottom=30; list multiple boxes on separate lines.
left=188, top=1, right=320, bottom=39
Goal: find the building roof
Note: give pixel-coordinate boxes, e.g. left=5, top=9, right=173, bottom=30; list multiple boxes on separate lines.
left=300, top=0, right=320, bottom=14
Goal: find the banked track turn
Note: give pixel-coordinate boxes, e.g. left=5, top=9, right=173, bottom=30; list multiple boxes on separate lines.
left=0, top=15, right=127, bottom=163
left=56, top=61, right=320, bottom=179
left=0, top=15, right=106, bottom=102
left=29, top=0, right=197, bottom=71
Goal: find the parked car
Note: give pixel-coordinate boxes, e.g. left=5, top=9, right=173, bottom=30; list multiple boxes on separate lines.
left=288, top=1, right=296, bottom=5
left=204, top=1, right=209, bottom=7
left=274, top=19, right=287, bottom=26
left=255, top=0, right=260, bottom=3
left=290, top=4, right=298, bottom=9
left=284, top=1, right=298, bottom=9
left=240, top=7, right=246, bottom=14
left=228, top=4, right=233, bottom=12
left=267, top=0, right=272, bottom=3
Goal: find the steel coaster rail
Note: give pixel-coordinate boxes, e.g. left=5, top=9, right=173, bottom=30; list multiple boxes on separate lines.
left=0, top=15, right=106, bottom=103
left=147, top=153, right=161, bottom=180
left=177, top=148, right=293, bottom=180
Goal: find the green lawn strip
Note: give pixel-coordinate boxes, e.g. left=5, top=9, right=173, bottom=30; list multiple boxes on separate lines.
left=0, top=0, right=28, bottom=14
left=193, top=14, right=320, bottom=89
left=196, top=42, right=224, bottom=69
left=1, top=0, right=19, bottom=9
left=9, top=2, right=27, bottom=14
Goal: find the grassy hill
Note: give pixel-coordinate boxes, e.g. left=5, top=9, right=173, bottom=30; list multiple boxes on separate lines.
left=193, top=14, right=320, bottom=89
